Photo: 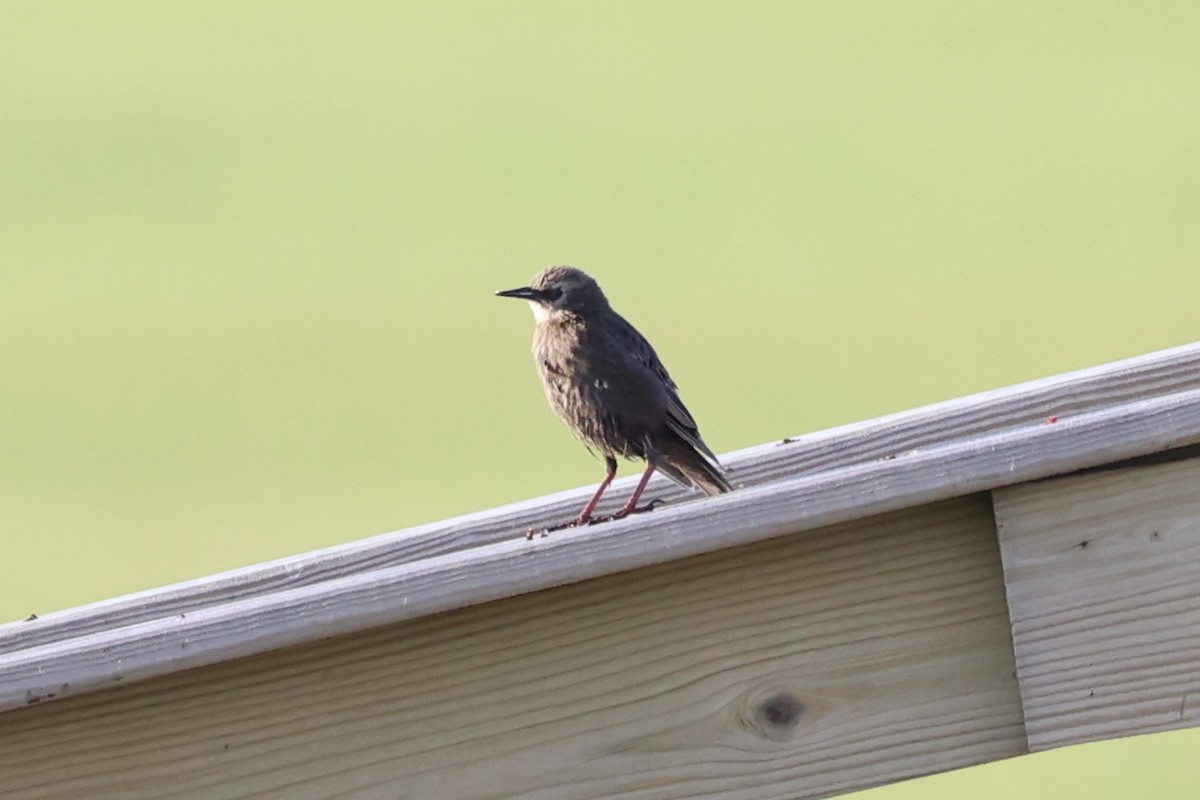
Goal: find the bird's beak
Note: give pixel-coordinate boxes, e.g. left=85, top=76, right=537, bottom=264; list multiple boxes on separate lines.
left=495, top=286, right=543, bottom=301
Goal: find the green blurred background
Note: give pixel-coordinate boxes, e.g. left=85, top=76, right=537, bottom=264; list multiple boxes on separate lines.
left=2, top=2, right=1197, bottom=797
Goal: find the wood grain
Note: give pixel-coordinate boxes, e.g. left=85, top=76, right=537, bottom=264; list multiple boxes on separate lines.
left=0, top=497, right=1025, bottom=800
left=3, top=386, right=1200, bottom=713
left=994, top=456, right=1200, bottom=751
left=4, top=342, right=1200, bottom=655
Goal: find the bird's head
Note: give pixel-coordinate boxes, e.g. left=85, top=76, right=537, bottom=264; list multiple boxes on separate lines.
left=496, top=266, right=610, bottom=322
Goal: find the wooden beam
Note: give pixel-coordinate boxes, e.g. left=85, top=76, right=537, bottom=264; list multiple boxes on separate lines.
left=6, top=342, right=1200, bottom=656
left=3, top=386, right=1200, bottom=714
left=994, top=456, right=1200, bottom=750
left=0, top=498, right=1024, bottom=800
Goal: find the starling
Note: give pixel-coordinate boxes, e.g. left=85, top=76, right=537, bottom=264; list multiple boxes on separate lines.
left=497, top=266, right=731, bottom=528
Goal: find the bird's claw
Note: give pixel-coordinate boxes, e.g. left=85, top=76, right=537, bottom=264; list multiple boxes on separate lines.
left=594, top=497, right=666, bottom=523
left=623, top=497, right=666, bottom=517
left=523, top=498, right=665, bottom=540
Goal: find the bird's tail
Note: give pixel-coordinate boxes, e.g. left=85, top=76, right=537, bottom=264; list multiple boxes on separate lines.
left=655, top=439, right=733, bottom=496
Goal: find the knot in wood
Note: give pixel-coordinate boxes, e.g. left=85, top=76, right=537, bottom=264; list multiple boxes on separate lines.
left=755, top=691, right=805, bottom=731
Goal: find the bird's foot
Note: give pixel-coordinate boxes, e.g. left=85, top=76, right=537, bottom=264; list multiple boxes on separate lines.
left=522, top=499, right=665, bottom=539
left=604, top=497, right=666, bottom=522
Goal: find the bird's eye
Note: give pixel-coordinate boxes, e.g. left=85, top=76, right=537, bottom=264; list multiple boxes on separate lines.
left=541, top=285, right=563, bottom=302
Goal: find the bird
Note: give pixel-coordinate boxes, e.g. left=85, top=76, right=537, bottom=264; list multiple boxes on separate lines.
left=496, top=266, right=731, bottom=528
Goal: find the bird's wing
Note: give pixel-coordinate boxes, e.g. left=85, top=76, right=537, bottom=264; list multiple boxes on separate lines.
left=609, top=313, right=721, bottom=464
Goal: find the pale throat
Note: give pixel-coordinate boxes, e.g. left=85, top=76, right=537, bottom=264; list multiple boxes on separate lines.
left=529, top=301, right=553, bottom=323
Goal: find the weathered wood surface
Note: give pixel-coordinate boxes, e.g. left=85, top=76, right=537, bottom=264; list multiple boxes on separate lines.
left=994, top=456, right=1200, bottom=751
left=0, top=498, right=1025, bottom=800
left=5, top=342, right=1200, bottom=655
left=3, top=385, right=1200, bottom=713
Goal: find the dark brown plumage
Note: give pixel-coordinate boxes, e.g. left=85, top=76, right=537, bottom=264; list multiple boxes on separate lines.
left=497, top=266, right=731, bottom=527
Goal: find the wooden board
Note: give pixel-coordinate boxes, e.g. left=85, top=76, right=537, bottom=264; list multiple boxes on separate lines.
left=0, top=497, right=1024, bottom=800
left=5, top=385, right=1200, bottom=714
left=994, top=456, right=1200, bottom=751
left=5, top=342, right=1200, bottom=656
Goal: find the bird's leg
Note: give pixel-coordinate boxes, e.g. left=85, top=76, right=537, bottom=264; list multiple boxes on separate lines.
left=527, top=457, right=619, bottom=537
left=530, top=459, right=659, bottom=537
left=612, top=464, right=659, bottom=519
left=573, top=455, right=618, bottom=526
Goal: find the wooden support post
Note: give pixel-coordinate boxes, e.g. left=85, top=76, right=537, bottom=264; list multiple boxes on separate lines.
left=994, top=456, right=1200, bottom=751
